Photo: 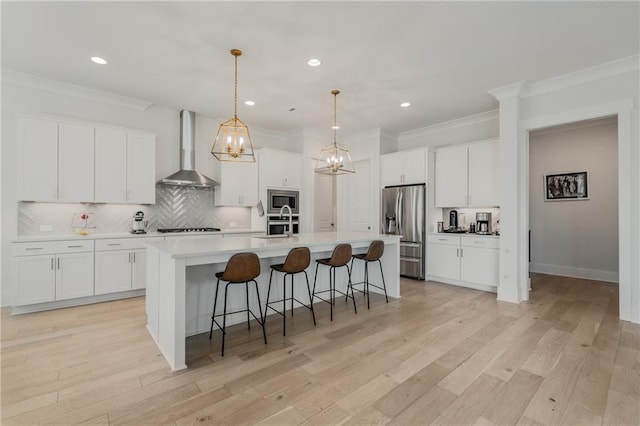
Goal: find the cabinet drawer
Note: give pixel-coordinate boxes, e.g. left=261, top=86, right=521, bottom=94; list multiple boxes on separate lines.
left=427, top=234, right=460, bottom=246
left=461, top=237, right=499, bottom=249
left=95, top=237, right=161, bottom=251
left=13, top=240, right=94, bottom=256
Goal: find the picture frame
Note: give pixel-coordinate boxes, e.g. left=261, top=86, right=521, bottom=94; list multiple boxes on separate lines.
left=544, top=171, right=589, bottom=201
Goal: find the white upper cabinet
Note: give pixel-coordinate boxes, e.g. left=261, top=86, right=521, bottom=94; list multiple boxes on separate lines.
left=18, top=115, right=156, bottom=204
left=380, top=149, right=427, bottom=187
left=215, top=161, right=258, bottom=207
left=18, top=117, right=95, bottom=202
left=468, top=141, right=500, bottom=207
left=58, top=123, right=95, bottom=202
left=435, top=139, right=499, bottom=208
left=259, top=149, right=301, bottom=189
left=94, top=127, right=156, bottom=204
left=18, top=117, right=59, bottom=201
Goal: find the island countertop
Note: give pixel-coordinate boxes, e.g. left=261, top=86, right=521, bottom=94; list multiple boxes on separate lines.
left=145, top=231, right=402, bottom=371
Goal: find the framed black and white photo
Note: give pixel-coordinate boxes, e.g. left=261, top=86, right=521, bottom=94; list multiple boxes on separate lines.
left=544, top=171, right=589, bottom=201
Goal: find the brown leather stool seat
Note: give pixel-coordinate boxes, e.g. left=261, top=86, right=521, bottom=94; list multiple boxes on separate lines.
left=265, top=247, right=316, bottom=336
left=350, top=240, right=388, bottom=309
left=311, top=243, right=357, bottom=321
left=209, top=252, right=267, bottom=356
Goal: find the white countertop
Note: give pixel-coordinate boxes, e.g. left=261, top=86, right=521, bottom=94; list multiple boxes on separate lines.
left=146, top=232, right=401, bottom=259
left=12, top=228, right=264, bottom=243
left=428, top=232, right=500, bottom=239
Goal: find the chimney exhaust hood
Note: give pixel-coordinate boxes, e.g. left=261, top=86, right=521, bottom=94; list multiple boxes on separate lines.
left=157, top=110, right=219, bottom=187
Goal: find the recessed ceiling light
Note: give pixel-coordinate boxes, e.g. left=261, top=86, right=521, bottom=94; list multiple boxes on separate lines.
left=400, top=102, right=411, bottom=108
left=307, top=58, right=321, bottom=67
left=332, top=125, right=340, bottom=130
left=245, top=100, right=255, bottom=106
left=91, top=56, right=107, bottom=65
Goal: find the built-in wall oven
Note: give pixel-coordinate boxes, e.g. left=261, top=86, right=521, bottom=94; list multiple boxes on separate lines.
left=267, top=189, right=299, bottom=214
left=267, top=216, right=300, bottom=235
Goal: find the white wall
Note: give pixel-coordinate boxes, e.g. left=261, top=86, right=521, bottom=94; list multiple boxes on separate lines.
left=529, top=118, right=618, bottom=282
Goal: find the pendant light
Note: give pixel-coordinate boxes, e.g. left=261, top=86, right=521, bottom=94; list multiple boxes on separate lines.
left=314, top=90, right=355, bottom=175
left=211, top=49, right=255, bottom=162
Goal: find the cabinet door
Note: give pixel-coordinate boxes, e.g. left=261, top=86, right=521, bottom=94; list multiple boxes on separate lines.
left=380, top=153, right=402, bottom=187
left=55, top=252, right=94, bottom=300
left=58, top=123, right=95, bottom=202
left=18, top=117, right=58, bottom=201
left=94, top=251, right=132, bottom=294
left=127, top=133, right=156, bottom=204
left=435, top=147, right=468, bottom=207
left=131, top=249, right=147, bottom=290
left=12, top=255, right=55, bottom=305
left=215, top=162, right=258, bottom=206
left=468, top=141, right=500, bottom=207
left=401, top=151, right=427, bottom=185
left=460, top=247, right=499, bottom=287
left=95, top=127, right=128, bottom=203
left=282, top=151, right=301, bottom=188
left=427, top=244, right=460, bottom=280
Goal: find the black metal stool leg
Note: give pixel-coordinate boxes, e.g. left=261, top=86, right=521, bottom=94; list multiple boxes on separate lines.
left=347, top=264, right=357, bottom=314
left=282, top=273, right=287, bottom=336
left=312, top=263, right=319, bottom=301
left=253, top=279, right=267, bottom=345
left=290, top=274, right=295, bottom=317
left=245, top=281, right=251, bottom=330
left=210, top=278, right=221, bottom=339
left=365, top=261, right=370, bottom=310
left=378, top=259, right=389, bottom=303
left=330, top=266, right=334, bottom=322
left=221, top=282, right=231, bottom=356
left=304, top=271, right=316, bottom=326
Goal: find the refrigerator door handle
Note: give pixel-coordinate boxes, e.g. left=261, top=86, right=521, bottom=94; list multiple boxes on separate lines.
left=397, top=191, right=403, bottom=235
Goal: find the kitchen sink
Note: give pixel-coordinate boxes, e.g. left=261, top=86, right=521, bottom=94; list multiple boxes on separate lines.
left=252, top=234, right=292, bottom=239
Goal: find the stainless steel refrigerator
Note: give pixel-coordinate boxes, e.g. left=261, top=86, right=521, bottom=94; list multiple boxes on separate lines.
left=381, top=184, right=425, bottom=280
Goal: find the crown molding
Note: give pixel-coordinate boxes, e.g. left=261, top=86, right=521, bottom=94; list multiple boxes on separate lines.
left=530, top=115, right=618, bottom=137
left=522, top=54, right=640, bottom=98
left=400, top=109, right=499, bottom=140
left=1, top=69, right=153, bottom=111
left=488, top=81, right=529, bottom=101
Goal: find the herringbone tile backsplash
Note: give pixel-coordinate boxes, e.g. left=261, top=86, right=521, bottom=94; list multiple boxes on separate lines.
left=18, top=186, right=251, bottom=235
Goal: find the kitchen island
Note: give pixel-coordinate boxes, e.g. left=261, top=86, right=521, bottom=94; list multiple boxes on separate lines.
left=145, top=232, right=401, bottom=371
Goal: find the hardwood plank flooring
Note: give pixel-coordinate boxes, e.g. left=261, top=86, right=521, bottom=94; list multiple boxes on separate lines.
left=2, top=274, right=639, bottom=425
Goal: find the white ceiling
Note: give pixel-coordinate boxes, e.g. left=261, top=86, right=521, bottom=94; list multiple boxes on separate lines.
left=2, top=1, right=638, bottom=136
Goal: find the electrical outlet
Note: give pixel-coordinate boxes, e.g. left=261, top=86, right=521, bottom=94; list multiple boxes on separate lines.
left=39, top=224, right=53, bottom=232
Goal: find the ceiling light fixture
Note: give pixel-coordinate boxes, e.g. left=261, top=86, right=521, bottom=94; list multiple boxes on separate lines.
left=90, top=56, right=107, bottom=65
left=307, top=58, right=321, bottom=67
left=211, top=49, right=255, bottom=162
left=314, top=90, right=355, bottom=176
left=400, top=102, right=411, bottom=108
left=245, top=100, right=255, bottom=106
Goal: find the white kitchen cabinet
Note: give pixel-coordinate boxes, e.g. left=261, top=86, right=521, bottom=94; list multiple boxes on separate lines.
left=427, top=234, right=499, bottom=291
left=94, top=237, right=160, bottom=294
left=380, top=149, right=427, bottom=187
left=259, top=148, right=302, bottom=189
left=12, top=240, right=95, bottom=306
left=95, top=127, right=156, bottom=204
left=215, top=162, right=258, bottom=207
left=435, top=139, right=499, bottom=208
left=17, top=117, right=94, bottom=202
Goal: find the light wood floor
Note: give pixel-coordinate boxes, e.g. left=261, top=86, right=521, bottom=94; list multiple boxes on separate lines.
left=2, top=274, right=639, bottom=425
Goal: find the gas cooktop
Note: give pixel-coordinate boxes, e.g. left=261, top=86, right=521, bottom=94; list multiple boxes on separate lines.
left=157, top=227, right=221, bottom=233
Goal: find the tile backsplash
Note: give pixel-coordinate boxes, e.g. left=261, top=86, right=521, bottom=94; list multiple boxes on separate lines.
left=18, top=186, right=251, bottom=235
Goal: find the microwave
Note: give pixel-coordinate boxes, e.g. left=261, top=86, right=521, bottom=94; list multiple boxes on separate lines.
left=267, top=189, right=299, bottom=214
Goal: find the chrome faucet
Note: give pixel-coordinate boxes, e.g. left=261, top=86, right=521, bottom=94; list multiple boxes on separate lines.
left=279, top=205, right=293, bottom=237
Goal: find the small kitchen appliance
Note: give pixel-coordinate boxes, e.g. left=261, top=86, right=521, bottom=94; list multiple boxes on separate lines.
left=130, top=211, right=148, bottom=234
left=476, top=212, right=492, bottom=235
left=449, top=210, right=458, bottom=230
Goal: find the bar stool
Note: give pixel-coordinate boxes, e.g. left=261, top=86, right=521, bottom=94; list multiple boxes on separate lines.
left=311, top=243, right=357, bottom=321
left=208, top=252, right=267, bottom=356
left=350, top=240, right=388, bottom=310
left=265, top=247, right=316, bottom=336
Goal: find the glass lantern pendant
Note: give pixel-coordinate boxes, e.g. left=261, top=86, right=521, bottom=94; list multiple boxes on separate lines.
left=314, top=90, right=355, bottom=175
left=211, top=49, right=255, bottom=162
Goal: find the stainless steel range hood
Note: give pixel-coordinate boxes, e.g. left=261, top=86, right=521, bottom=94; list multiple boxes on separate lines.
left=157, top=110, right=219, bottom=187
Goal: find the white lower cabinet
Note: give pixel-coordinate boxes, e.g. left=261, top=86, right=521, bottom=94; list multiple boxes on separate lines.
left=427, top=234, right=499, bottom=291
left=12, top=240, right=94, bottom=306
left=95, top=238, right=160, bottom=294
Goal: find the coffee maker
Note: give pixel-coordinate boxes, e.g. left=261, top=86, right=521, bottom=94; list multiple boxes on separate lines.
left=476, top=212, right=492, bottom=235
left=449, top=210, right=458, bottom=230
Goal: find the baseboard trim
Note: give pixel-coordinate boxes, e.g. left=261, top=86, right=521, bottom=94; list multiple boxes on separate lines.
left=529, top=263, right=618, bottom=283
left=11, top=289, right=145, bottom=314
left=426, top=275, right=498, bottom=293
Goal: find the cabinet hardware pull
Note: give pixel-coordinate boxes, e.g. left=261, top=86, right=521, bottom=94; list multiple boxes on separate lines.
left=57, top=258, right=60, bottom=269
left=67, top=245, right=83, bottom=248
left=460, top=248, right=463, bottom=257
left=438, top=238, right=447, bottom=241
left=128, top=253, right=131, bottom=263
left=456, top=248, right=459, bottom=257
left=133, top=252, right=136, bottom=263
left=26, top=247, right=44, bottom=250
left=107, top=243, right=122, bottom=246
